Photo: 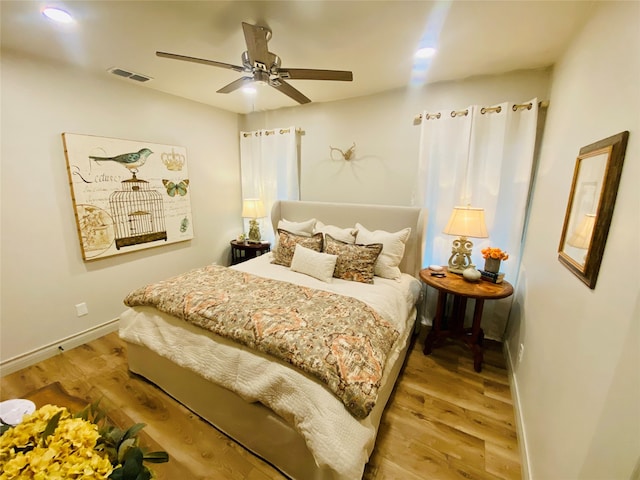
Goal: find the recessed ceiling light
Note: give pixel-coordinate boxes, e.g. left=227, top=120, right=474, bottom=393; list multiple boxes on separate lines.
left=415, top=47, right=437, bottom=59
left=42, top=7, right=74, bottom=23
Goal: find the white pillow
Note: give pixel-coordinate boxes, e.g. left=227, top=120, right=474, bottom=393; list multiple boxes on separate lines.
left=355, top=223, right=411, bottom=280
left=313, top=220, right=358, bottom=244
left=290, top=244, right=338, bottom=283
left=277, top=218, right=316, bottom=237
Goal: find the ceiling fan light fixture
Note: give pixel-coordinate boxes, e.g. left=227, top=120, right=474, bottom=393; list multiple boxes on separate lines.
left=157, top=22, right=353, bottom=105
left=242, top=85, right=257, bottom=94
left=42, top=7, right=74, bottom=23
left=415, top=47, right=437, bottom=59
left=254, top=70, right=270, bottom=84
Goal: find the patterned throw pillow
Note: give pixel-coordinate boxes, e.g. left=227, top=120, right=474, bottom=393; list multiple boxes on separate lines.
left=324, top=234, right=383, bottom=284
left=272, top=229, right=323, bottom=267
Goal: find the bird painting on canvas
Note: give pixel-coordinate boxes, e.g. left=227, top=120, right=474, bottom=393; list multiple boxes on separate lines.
left=89, top=148, right=153, bottom=172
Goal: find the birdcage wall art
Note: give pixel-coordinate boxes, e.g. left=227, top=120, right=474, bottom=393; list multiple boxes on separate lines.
left=62, top=133, right=194, bottom=261
left=110, top=174, right=168, bottom=249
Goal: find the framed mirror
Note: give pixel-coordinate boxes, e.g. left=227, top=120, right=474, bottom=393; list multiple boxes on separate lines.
left=558, top=131, right=629, bottom=288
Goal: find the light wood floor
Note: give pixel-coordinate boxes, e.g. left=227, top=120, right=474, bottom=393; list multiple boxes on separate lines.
left=0, top=330, right=521, bottom=479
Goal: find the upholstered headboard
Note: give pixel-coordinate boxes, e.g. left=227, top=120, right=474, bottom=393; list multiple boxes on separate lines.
left=271, top=200, right=427, bottom=278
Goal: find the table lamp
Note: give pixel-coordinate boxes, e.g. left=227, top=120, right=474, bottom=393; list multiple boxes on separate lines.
left=443, top=205, right=488, bottom=274
left=242, top=198, right=266, bottom=243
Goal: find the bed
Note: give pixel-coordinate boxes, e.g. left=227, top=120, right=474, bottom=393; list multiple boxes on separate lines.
left=119, top=200, right=427, bottom=480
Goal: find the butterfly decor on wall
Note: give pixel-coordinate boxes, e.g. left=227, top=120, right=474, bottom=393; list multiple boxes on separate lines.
left=162, top=179, right=190, bottom=197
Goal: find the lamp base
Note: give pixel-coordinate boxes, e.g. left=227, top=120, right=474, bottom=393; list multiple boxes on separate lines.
left=447, top=236, right=474, bottom=275
left=447, top=265, right=467, bottom=275
left=247, top=218, right=261, bottom=243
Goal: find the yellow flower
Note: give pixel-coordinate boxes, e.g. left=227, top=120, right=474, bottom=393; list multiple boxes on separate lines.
left=0, top=405, right=113, bottom=480
left=1, top=403, right=166, bottom=480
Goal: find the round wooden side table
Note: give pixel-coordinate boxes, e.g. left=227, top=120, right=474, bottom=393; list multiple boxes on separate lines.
left=420, top=267, right=514, bottom=372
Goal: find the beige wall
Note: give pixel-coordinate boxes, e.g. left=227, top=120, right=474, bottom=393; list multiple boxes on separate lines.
left=241, top=68, right=551, bottom=206
left=506, top=1, right=640, bottom=478
left=0, top=52, right=242, bottom=366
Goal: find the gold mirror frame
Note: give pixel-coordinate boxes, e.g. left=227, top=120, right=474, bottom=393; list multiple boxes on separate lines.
left=558, top=131, right=629, bottom=289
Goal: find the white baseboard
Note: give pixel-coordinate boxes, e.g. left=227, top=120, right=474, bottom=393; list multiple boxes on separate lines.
left=0, top=318, right=120, bottom=377
left=504, top=341, right=532, bottom=480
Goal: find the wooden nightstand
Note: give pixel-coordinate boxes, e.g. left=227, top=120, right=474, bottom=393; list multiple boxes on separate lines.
left=420, top=267, right=513, bottom=372
left=230, top=240, right=271, bottom=265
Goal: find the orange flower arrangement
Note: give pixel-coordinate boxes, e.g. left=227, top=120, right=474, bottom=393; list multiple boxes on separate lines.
left=481, top=247, right=509, bottom=261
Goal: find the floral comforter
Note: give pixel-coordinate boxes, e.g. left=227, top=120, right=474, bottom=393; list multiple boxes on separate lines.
left=123, top=264, right=399, bottom=419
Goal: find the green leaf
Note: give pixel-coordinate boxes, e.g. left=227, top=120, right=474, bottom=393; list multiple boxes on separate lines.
left=0, top=424, right=12, bottom=435
left=105, top=426, right=125, bottom=446
left=123, top=447, right=144, bottom=463
left=143, top=451, right=169, bottom=463
left=75, top=406, right=89, bottom=421
left=122, top=423, right=146, bottom=441
left=135, top=467, right=152, bottom=480
left=94, top=409, right=107, bottom=425
left=117, top=437, right=137, bottom=463
left=98, top=445, right=118, bottom=464
left=41, top=411, right=63, bottom=446
left=75, top=398, right=103, bottom=423
left=121, top=448, right=144, bottom=480
left=108, top=466, right=124, bottom=480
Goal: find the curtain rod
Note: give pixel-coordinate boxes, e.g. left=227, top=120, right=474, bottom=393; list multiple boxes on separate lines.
left=413, top=100, right=549, bottom=124
left=242, top=128, right=304, bottom=138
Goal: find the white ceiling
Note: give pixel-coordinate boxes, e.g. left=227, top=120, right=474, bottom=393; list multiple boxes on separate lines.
left=1, top=1, right=596, bottom=114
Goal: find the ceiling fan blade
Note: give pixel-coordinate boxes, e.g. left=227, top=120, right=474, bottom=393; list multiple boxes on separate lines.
left=279, top=68, right=353, bottom=82
left=156, top=51, right=244, bottom=73
left=270, top=79, right=311, bottom=104
left=217, top=77, right=254, bottom=94
left=241, top=22, right=272, bottom=66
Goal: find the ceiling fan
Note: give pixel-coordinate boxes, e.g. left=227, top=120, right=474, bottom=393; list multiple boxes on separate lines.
left=156, top=22, right=353, bottom=105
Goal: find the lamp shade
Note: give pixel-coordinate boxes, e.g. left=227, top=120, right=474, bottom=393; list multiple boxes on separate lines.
left=568, top=213, right=595, bottom=249
left=241, top=198, right=266, bottom=218
left=443, top=206, right=489, bottom=238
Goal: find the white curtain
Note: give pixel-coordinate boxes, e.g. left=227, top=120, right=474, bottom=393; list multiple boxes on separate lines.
left=240, top=126, right=300, bottom=244
left=418, top=100, right=539, bottom=339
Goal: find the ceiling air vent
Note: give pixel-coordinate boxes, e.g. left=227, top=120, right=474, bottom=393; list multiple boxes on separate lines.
left=108, top=67, right=152, bottom=83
